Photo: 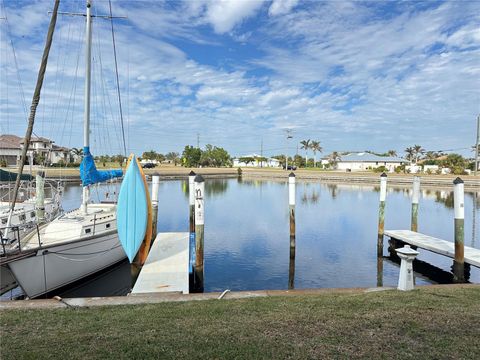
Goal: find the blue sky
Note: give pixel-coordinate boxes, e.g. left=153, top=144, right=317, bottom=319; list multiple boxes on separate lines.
left=1, top=0, right=479, bottom=158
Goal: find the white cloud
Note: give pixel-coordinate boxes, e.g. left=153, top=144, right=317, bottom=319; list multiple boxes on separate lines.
left=268, top=0, right=299, bottom=16
left=204, top=0, right=265, bottom=34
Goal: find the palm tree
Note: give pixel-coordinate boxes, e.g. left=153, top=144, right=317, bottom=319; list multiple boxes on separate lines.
left=412, top=144, right=425, bottom=164
left=387, top=150, right=397, bottom=157
left=166, top=152, right=180, bottom=166
left=328, top=151, right=341, bottom=169
left=404, top=147, right=415, bottom=162
left=310, top=140, right=323, bottom=167
left=300, top=139, right=311, bottom=167
left=70, top=147, right=83, bottom=163
left=424, top=151, right=438, bottom=161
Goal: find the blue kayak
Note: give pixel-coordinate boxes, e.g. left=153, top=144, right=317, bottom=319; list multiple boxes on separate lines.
left=116, top=155, right=148, bottom=263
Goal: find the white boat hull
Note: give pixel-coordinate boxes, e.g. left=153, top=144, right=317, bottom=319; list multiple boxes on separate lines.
left=8, top=232, right=125, bottom=298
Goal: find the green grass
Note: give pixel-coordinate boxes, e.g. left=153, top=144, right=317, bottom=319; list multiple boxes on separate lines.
left=1, top=287, right=479, bottom=359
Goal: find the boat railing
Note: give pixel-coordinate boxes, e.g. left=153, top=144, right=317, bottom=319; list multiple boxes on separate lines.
left=0, top=224, right=41, bottom=256
left=0, top=179, right=64, bottom=204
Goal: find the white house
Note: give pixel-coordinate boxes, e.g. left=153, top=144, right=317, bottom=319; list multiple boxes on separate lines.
left=423, top=165, right=439, bottom=173
left=405, top=165, right=422, bottom=174
left=336, top=152, right=408, bottom=172
left=0, top=134, right=75, bottom=166
left=233, top=153, right=281, bottom=168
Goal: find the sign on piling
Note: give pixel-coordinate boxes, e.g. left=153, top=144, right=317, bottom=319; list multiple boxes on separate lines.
left=194, top=174, right=205, bottom=291
left=453, top=177, right=465, bottom=282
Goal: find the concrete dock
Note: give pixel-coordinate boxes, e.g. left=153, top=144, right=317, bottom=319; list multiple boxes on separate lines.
left=131, top=232, right=190, bottom=294
left=385, top=230, right=480, bottom=268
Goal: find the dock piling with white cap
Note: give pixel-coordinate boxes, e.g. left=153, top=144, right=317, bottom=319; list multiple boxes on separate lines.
left=377, top=173, right=387, bottom=255
left=453, top=177, right=465, bottom=282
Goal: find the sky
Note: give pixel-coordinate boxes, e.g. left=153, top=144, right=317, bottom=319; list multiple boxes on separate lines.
left=1, top=0, right=479, bottom=158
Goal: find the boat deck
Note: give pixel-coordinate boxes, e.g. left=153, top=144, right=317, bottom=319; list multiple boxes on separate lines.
left=385, top=230, right=480, bottom=268
left=131, top=232, right=190, bottom=294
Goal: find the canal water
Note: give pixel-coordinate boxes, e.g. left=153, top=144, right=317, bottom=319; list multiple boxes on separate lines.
left=3, top=177, right=479, bottom=299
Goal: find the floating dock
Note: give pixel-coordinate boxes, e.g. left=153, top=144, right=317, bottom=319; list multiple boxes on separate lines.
left=131, top=232, right=190, bottom=294
left=385, top=230, right=480, bottom=268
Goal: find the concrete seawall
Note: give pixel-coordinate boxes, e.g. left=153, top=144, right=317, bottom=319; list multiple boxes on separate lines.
left=3, top=167, right=479, bottom=190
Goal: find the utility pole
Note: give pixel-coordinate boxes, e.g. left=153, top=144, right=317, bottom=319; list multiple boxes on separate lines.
left=197, top=133, right=200, bottom=149
left=475, top=114, right=479, bottom=176
left=285, top=129, right=293, bottom=171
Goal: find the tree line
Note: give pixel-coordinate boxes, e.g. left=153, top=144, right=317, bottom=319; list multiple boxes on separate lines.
left=83, top=141, right=476, bottom=174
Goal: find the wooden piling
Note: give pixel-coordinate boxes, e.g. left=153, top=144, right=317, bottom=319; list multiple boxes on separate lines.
left=151, top=173, right=160, bottom=238
left=377, top=173, right=387, bottom=255
left=453, top=177, right=465, bottom=282
left=411, top=176, right=420, bottom=232
left=194, top=174, right=205, bottom=291
left=188, top=171, right=196, bottom=234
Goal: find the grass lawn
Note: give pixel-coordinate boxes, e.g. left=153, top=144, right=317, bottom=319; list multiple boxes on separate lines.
left=1, top=286, right=479, bottom=359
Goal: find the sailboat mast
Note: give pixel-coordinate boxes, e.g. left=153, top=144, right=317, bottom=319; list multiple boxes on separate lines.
left=82, top=0, right=92, bottom=214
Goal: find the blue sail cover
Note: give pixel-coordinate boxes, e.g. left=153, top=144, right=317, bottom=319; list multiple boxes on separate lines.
left=80, top=146, right=123, bottom=186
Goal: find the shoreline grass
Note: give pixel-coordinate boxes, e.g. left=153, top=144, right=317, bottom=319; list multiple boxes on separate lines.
left=1, top=286, right=479, bottom=359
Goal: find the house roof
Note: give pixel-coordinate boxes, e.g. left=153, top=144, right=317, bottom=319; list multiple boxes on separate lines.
left=52, top=144, right=69, bottom=151
left=20, top=136, right=53, bottom=144
left=1, top=134, right=69, bottom=152
left=339, top=152, right=408, bottom=163
left=0, top=134, right=22, bottom=149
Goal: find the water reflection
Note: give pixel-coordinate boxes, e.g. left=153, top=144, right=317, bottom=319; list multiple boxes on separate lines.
left=435, top=191, right=454, bottom=208
left=288, top=244, right=295, bottom=290
left=326, top=184, right=338, bottom=199
left=181, top=179, right=229, bottom=197
left=301, top=190, right=320, bottom=205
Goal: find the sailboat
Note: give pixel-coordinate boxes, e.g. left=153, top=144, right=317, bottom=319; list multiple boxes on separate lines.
left=4, top=0, right=127, bottom=298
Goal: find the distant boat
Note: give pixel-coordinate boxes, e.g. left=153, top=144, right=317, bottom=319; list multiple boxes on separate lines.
left=4, top=0, right=126, bottom=298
